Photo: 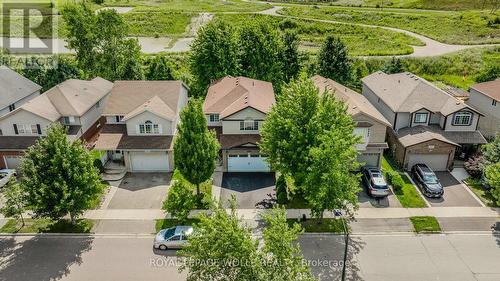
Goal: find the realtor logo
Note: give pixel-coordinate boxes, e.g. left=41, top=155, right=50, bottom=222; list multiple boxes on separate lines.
left=1, top=2, right=57, bottom=54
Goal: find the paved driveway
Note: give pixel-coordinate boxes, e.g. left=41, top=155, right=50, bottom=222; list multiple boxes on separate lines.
left=107, top=173, right=171, bottom=209
left=220, top=172, right=275, bottom=209
left=425, top=172, right=481, bottom=207
left=357, top=188, right=402, bottom=208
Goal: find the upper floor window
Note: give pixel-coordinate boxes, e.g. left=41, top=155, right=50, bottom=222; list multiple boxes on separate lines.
left=63, top=116, right=75, bottom=124
left=209, top=114, right=220, bottom=123
left=16, top=124, right=39, bottom=135
left=453, top=111, right=472, bottom=126
left=240, top=120, right=258, bottom=131
left=115, top=115, right=124, bottom=123
left=493, top=99, right=497, bottom=106
left=139, top=120, right=160, bottom=134
left=8, top=104, right=15, bottom=112
left=414, top=113, right=428, bottom=124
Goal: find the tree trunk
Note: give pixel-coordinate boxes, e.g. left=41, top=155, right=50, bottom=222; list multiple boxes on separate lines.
left=69, top=212, right=75, bottom=224
left=196, top=183, right=201, bottom=196
left=20, top=213, right=25, bottom=227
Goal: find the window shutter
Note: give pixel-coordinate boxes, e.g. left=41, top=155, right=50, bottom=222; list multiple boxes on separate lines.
left=116, top=116, right=120, bottom=123
left=36, top=124, right=42, bottom=135
left=13, top=124, right=18, bottom=135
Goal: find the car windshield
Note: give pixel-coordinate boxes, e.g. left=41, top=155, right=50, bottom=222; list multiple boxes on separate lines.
left=164, top=228, right=175, bottom=239
left=423, top=173, right=438, bottom=184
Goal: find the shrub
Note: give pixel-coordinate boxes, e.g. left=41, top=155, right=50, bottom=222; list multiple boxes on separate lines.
left=276, top=175, right=288, bottom=205
left=92, top=0, right=104, bottom=4
left=464, top=155, right=485, bottom=178
left=386, top=171, right=404, bottom=191
left=164, top=179, right=195, bottom=222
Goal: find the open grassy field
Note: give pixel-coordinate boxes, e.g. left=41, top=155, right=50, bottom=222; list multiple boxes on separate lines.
left=217, top=14, right=423, bottom=56
left=280, top=6, right=500, bottom=44
left=99, top=0, right=271, bottom=12
left=124, top=11, right=192, bottom=37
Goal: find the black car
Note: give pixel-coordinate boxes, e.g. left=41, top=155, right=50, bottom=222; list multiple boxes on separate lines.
left=361, top=167, right=390, bottom=198
left=410, top=164, right=443, bottom=198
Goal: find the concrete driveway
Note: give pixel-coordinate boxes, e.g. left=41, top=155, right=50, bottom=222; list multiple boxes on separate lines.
left=107, top=173, right=171, bottom=209
left=357, top=187, right=402, bottom=208
left=220, top=172, right=275, bottom=209
left=425, top=172, right=481, bottom=207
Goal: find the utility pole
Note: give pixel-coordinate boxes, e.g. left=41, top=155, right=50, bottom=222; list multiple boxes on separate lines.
left=334, top=210, right=349, bottom=281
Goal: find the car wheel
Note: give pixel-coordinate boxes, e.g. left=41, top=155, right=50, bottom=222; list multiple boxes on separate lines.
left=159, top=245, right=167, bottom=251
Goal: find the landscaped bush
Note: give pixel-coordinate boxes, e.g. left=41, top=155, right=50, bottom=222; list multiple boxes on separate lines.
left=387, top=170, right=404, bottom=191
left=276, top=175, right=288, bottom=205
left=464, top=155, right=486, bottom=178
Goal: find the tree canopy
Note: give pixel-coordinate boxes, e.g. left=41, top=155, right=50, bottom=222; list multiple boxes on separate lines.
left=317, top=35, right=352, bottom=85
left=146, top=55, right=174, bottom=81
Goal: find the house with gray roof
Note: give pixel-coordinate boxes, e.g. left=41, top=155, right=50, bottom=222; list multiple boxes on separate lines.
left=312, top=75, right=391, bottom=169
left=362, top=71, right=486, bottom=171
left=0, top=66, right=42, bottom=117
left=0, top=77, right=113, bottom=169
left=94, top=81, right=189, bottom=172
left=467, top=80, right=500, bottom=138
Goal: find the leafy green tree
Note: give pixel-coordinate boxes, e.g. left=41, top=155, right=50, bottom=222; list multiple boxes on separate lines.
left=43, top=57, right=81, bottom=91
left=23, top=57, right=46, bottom=86
left=174, top=99, right=220, bottom=196
left=485, top=163, right=500, bottom=206
left=0, top=178, right=27, bottom=227
left=164, top=177, right=195, bottom=222
left=261, top=208, right=316, bottom=281
left=317, top=35, right=352, bottom=85
left=476, top=64, right=500, bottom=83
left=21, top=124, right=102, bottom=222
left=121, top=57, right=145, bottom=80
left=482, top=134, right=500, bottom=164
left=190, top=20, right=239, bottom=96
left=383, top=56, right=404, bottom=74
left=275, top=175, right=288, bottom=205
left=146, top=55, right=174, bottom=80
left=281, top=30, right=301, bottom=83
left=179, top=200, right=261, bottom=281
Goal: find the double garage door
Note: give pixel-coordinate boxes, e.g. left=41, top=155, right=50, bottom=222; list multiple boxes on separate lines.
left=228, top=153, right=271, bottom=172
left=130, top=152, right=169, bottom=172
left=407, top=154, right=449, bottom=171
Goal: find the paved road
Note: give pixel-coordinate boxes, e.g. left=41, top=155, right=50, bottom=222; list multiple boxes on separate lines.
left=1, top=233, right=499, bottom=281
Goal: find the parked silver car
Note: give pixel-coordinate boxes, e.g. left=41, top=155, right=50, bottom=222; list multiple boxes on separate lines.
left=0, top=169, right=16, bottom=189
left=361, top=167, right=390, bottom=198
left=154, top=226, right=193, bottom=250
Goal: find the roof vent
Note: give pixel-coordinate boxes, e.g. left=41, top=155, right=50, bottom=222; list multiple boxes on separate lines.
left=345, top=88, right=347, bottom=92
left=398, top=80, right=400, bottom=83
left=252, top=81, right=255, bottom=86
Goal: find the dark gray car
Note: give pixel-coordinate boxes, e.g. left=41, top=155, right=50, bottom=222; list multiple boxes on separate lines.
left=410, top=164, right=444, bottom=198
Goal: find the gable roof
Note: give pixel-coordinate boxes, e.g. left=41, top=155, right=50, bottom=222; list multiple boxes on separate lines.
left=311, top=75, right=391, bottom=127
left=0, top=77, right=112, bottom=122
left=104, top=81, right=186, bottom=117
left=0, top=66, right=42, bottom=110
left=470, top=80, right=500, bottom=101
left=362, top=72, right=476, bottom=116
left=203, top=76, right=276, bottom=119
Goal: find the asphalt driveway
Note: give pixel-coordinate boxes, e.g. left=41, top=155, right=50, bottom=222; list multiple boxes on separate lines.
left=425, top=172, right=481, bottom=207
left=220, top=172, right=275, bottom=209
left=357, top=187, right=402, bottom=208
left=107, top=173, right=171, bottom=209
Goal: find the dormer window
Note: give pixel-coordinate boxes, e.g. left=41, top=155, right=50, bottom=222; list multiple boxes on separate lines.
left=414, top=113, right=428, bottom=124
left=453, top=111, right=472, bottom=126
left=139, top=120, right=160, bottom=134
left=240, top=119, right=258, bottom=131
left=209, top=114, right=220, bottom=123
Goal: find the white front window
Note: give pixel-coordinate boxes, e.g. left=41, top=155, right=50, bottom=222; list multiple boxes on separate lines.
left=139, top=120, right=160, bottom=134
left=240, top=120, right=259, bottom=131
left=209, top=114, right=220, bottom=123
left=17, top=124, right=38, bottom=135
left=453, top=112, right=472, bottom=126
left=414, top=113, right=428, bottom=124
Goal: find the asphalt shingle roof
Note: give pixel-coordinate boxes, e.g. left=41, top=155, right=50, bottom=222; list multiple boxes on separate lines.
left=0, top=66, right=41, bottom=110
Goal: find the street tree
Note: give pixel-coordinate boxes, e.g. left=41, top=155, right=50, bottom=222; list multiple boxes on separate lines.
left=174, top=99, right=220, bottom=196
left=164, top=178, right=196, bottom=222
left=179, top=200, right=261, bottom=281
left=485, top=163, right=500, bottom=206
left=146, top=55, right=174, bottom=81
left=21, top=123, right=102, bottom=222
left=261, top=208, right=316, bottom=281
left=0, top=178, right=27, bottom=227
left=317, top=35, right=352, bottom=85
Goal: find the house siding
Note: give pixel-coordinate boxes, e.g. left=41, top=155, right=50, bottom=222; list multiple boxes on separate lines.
left=125, top=111, right=173, bottom=136
left=444, top=110, right=479, bottom=132
left=0, top=110, right=50, bottom=136
left=222, top=108, right=266, bottom=135
left=0, top=91, right=40, bottom=117
left=362, top=84, right=396, bottom=127
left=467, top=88, right=499, bottom=138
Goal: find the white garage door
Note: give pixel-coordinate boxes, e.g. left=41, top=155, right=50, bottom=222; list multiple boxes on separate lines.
left=130, top=152, right=169, bottom=172
left=4, top=156, right=22, bottom=170
left=407, top=154, right=449, bottom=171
left=228, top=154, right=271, bottom=172
left=357, top=153, right=380, bottom=168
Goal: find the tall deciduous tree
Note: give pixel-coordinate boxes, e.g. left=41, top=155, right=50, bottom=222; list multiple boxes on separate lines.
left=0, top=178, right=27, bottom=227
left=164, top=177, right=195, bottom=222
left=21, top=124, right=102, bottom=222
left=146, top=55, right=174, bottom=81
left=317, top=35, right=352, bottom=85
left=281, top=30, right=301, bottom=83
left=190, top=20, right=239, bottom=96
left=174, top=99, right=220, bottom=196
left=43, top=57, right=81, bottom=90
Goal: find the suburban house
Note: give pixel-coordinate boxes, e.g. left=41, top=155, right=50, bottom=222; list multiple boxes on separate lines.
left=0, top=77, right=113, bottom=169
left=312, top=75, right=391, bottom=169
left=0, top=66, right=41, bottom=117
left=362, top=72, right=486, bottom=171
left=94, top=81, right=188, bottom=172
left=203, top=76, right=275, bottom=172
left=467, top=80, right=499, bottom=138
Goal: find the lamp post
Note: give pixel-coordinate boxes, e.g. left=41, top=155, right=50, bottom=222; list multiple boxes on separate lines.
left=334, top=209, right=349, bottom=281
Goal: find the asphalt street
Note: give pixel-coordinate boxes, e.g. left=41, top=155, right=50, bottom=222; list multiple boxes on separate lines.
left=1, top=233, right=499, bottom=281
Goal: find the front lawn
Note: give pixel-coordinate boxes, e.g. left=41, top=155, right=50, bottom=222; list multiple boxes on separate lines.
left=410, top=216, right=441, bottom=233
left=155, top=218, right=201, bottom=232
left=381, top=156, right=427, bottom=208
left=465, top=177, right=499, bottom=207
left=0, top=218, right=94, bottom=233
left=287, top=218, right=348, bottom=233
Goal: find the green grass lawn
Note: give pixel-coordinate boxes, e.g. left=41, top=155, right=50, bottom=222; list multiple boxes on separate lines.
left=124, top=11, right=192, bottom=37
left=0, top=218, right=94, bottom=233
left=465, top=177, right=499, bottom=207
left=287, top=218, right=348, bottom=233
left=162, top=170, right=212, bottom=210
left=217, top=14, right=423, bottom=56
left=155, top=218, right=200, bottom=232
left=410, top=216, right=441, bottom=233
left=101, top=0, right=271, bottom=12
left=280, top=6, right=500, bottom=44
left=381, top=156, right=427, bottom=208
